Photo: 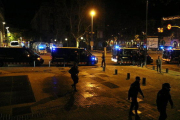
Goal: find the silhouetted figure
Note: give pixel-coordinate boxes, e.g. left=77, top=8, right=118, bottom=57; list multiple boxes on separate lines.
left=128, top=76, right=144, bottom=116
left=139, top=53, right=144, bottom=67
left=69, top=62, right=79, bottom=92
left=156, top=56, right=162, bottom=73
left=156, top=83, right=173, bottom=120
left=101, top=51, right=105, bottom=67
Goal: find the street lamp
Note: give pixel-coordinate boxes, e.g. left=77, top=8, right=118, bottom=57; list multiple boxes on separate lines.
left=1, top=22, right=5, bottom=46
left=65, top=38, right=68, bottom=47
left=90, top=10, right=95, bottom=50
left=144, top=0, right=148, bottom=67
left=6, top=27, right=10, bottom=46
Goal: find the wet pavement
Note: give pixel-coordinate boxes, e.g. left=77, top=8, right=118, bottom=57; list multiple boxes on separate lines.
left=0, top=65, right=180, bottom=120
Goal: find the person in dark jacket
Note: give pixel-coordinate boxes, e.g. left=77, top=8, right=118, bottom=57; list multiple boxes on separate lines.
left=156, top=83, right=173, bottom=120
left=156, top=56, right=162, bottom=73
left=128, top=76, right=144, bottom=116
left=101, top=51, right=105, bottom=67
left=69, top=62, right=79, bottom=92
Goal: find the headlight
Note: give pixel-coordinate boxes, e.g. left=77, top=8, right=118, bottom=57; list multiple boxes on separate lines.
left=37, top=57, right=41, bottom=60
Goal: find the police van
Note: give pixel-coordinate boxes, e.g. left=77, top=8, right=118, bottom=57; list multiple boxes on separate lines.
left=163, top=47, right=180, bottom=63
left=51, top=47, right=98, bottom=65
left=111, top=46, right=153, bottom=65
left=0, top=47, right=44, bottom=67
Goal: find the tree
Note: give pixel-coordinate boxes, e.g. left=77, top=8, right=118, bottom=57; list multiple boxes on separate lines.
left=59, top=0, right=102, bottom=48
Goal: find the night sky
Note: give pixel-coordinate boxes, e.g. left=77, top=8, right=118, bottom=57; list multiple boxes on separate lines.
left=1, top=0, right=180, bottom=29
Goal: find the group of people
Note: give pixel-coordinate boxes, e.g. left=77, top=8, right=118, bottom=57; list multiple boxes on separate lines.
left=128, top=76, right=173, bottom=120
left=68, top=51, right=172, bottom=120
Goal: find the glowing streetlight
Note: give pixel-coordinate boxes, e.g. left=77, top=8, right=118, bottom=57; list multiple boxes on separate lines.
left=90, top=10, right=95, bottom=50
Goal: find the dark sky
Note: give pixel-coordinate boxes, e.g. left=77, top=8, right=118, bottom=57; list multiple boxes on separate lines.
left=1, top=0, right=180, bottom=29
left=2, top=0, right=41, bottom=28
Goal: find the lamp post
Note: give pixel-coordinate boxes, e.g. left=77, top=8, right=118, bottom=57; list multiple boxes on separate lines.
left=144, top=0, right=148, bottom=67
left=65, top=38, right=68, bottom=47
left=1, top=22, right=5, bottom=46
left=6, top=27, right=9, bottom=46
left=90, top=10, right=95, bottom=50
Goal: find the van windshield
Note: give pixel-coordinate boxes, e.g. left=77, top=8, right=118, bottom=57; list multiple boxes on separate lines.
left=27, top=48, right=38, bottom=56
left=86, top=50, right=92, bottom=55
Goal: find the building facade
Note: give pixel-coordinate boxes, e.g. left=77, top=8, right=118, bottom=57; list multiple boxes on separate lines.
left=162, top=16, right=180, bottom=48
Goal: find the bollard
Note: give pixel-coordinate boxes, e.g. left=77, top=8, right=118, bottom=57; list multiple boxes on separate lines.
left=153, top=66, right=155, bottom=70
left=34, top=61, right=35, bottom=67
left=166, top=68, right=168, bottom=73
left=115, top=69, right=118, bottom=75
left=126, top=73, right=130, bottom=80
left=103, top=66, right=105, bottom=71
left=142, top=78, right=146, bottom=85
left=48, top=61, right=50, bottom=67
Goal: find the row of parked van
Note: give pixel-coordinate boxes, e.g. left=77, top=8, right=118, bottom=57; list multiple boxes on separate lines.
left=0, top=47, right=98, bottom=67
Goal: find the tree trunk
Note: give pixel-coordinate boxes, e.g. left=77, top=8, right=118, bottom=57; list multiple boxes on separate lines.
left=76, top=38, right=79, bottom=48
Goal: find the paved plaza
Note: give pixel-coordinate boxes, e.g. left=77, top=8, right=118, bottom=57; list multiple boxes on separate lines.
left=0, top=65, right=180, bottom=120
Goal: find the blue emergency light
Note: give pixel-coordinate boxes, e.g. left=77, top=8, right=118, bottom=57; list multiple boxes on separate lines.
left=39, top=45, right=45, bottom=50
left=160, top=46, right=164, bottom=49
left=168, top=47, right=172, bottom=50
left=115, top=45, right=119, bottom=49
left=52, top=45, right=56, bottom=51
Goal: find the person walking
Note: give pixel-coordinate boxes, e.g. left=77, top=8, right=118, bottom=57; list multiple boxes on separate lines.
left=156, top=56, right=162, bottom=73
left=140, top=53, right=144, bottom=67
left=128, top=76, right=144, bottom=116
left=101, top=51, right=105, bottom=67
left=69, top=62, right=79, bottom=92
left=156, top=83, right=173, bottom=120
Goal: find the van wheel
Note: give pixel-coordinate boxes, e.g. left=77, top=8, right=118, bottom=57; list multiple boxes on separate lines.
left=0, top=62, right=3, bottom=67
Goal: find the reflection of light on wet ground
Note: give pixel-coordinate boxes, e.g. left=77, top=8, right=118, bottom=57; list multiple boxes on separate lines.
left=133, top=110, right=142, bottom=114
left=137, top=98, right=143, bottom=102
left=83, top=92, right=94, bottom=98
left=87, top=83, right=95, bottom=87
left=129, top=98, right=143, bottom=102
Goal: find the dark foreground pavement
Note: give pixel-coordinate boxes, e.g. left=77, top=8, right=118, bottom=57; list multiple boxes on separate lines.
left=0, top=65, right=180, bottom=120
